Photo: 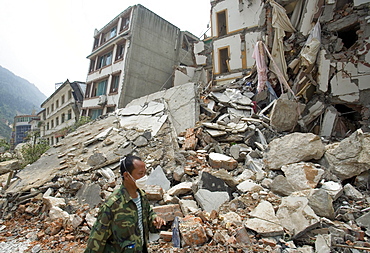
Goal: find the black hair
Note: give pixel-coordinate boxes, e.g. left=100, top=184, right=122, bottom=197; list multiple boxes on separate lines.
left=120, top=154, right=142, bottom=177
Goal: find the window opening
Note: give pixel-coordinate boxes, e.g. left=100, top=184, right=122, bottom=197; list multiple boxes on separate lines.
left=92, top=79, right=108, bottom=97
left=121, top=15, right=130, bottom=32
left=219, top=48, right=230, bottom=73
left=67, top=110, right=72, bottom=120
left=85, top=84, right=92, bottom=98
left=116, top=42, right=125, bottom=60
left=89, top=60, right=96, bottom=72
left=90, top=109, right=103, bottom=120
left=98, top=51, right=112, bottom=69
left=110, top=75, right=120, bottom=93
left=217, top=11, right=227, bottom=37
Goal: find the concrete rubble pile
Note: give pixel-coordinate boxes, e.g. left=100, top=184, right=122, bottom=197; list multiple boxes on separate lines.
left=0, top=80, right=369, bottom=252
left=1, top=1, right=370, bottom=253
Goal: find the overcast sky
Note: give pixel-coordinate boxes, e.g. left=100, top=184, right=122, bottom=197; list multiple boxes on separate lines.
left=0, top=0, right=211, bottom=97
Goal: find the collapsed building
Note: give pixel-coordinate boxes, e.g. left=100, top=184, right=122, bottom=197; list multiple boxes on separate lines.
left=208, top=0, right=370, bottom=137
left=0, top=0, right=370, bottom=252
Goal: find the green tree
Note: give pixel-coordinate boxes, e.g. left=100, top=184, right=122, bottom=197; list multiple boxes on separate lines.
left=20, top=131, right=50, bottom=167
left=0, top=139, right=10, bottom=153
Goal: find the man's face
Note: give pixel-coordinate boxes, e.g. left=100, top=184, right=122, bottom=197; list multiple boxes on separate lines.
left=130, top=159, right=147, bottom=180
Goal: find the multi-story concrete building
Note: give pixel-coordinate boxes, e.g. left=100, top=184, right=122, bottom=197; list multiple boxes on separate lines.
left=210, top=0, right=264, bottom=85
left=40, top=80, right=85, bottom=145
left=11, top=114, right=40, bottom=148
left=82, top=4, right=199, bottom=119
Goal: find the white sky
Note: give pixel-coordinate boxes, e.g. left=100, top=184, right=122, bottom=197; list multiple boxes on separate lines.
left=0, top=0, right=211, bottom=97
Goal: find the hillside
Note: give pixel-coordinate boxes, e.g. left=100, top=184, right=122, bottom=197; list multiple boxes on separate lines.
left=0, top=66, right=46, bottom=141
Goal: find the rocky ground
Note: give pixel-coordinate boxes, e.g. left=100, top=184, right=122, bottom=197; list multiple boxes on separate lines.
left=1, top=1, right=370, bottom=250
left=0, top=80, right=369, bottom=252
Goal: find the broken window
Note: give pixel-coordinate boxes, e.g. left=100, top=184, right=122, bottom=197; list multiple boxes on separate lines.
left=89, top=109, right=103, bottom=120
left=102, top=25, right=118, bottom=44
left=81, top=109, right=87, bottom=117
left=337, top=23, right=359, bottom=49
left=93, top=37, right=99, bottom=49
left=67, top=110, right=72, bottom=120
left=89, top=59, right=96, bottom=73
left=116, top=42, right=126, bottom=61
left=219, top=47, right=230, bottom=73
left=217, top=10, right=227, bottom=37
left=97, top=51, right=113, bottom=69
left=92, top=79, right=108, bottom=97
left=110, top=74, right=120, bottom=93
left=120, top=12, right=131, bottom=32
left=85, top=83, right=92, bottom=98
left=106, top=106, right=116, bottom=113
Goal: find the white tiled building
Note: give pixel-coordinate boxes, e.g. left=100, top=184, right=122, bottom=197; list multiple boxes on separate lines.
left=40, top=80, right=85, bottom=145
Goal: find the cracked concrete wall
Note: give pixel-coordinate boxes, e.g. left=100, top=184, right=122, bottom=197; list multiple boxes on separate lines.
left=119, top=5, right=182, bottom=108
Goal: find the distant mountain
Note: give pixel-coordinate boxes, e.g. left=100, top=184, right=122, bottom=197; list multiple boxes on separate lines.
left=0, top=65, right=46, bottom=141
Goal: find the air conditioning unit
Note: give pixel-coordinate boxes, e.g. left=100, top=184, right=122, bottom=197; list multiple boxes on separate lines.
left=98, top=95, right=107, bottom=105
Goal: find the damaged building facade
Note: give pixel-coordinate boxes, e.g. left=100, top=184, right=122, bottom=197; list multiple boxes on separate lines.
left=40, top=80, right=85, bottom=145
left=209, top=0, right=370, bottom=136
left=211, top=0, right=264, bottom=84
left=2, top=1, right=370, bottom=253
left=81, top=4, right=199, bottom=119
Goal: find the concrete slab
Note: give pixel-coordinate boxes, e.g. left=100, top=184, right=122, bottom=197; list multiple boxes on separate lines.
left=317, top=49, right=330, bottom=93
left=320, top=106, right=338, bottom=137
left=75, top=183, right=102, bottom=208
left=119, top=115, right=167, bottom=137
left=6, top=150, right=61, bottom=194
left=194, top=189, right=229, bottom=213
left=354, top=0, right=370, bottom=6
left=146, top=165, right=171, bottom=191
left=330, top=70, right=360, bottom=101
left=125, top=82, right=199, bottom=135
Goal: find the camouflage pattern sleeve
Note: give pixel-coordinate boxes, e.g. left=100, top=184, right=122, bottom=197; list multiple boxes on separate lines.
left=84, top=204, right=113, bottom=253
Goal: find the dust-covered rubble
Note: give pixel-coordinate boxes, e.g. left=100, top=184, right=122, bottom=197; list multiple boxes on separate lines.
left=1, top=0, right=370, bottom=252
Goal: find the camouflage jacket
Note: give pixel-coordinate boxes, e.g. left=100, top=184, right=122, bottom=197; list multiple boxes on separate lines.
left=84, top=185, right=157, bottom=253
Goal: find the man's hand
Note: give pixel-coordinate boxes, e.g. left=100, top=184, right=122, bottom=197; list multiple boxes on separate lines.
left=153, top=216, right=166, bottom=229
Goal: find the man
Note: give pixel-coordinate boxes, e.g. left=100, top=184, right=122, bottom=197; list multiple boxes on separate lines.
left=85, top=154, right=166, bottom=253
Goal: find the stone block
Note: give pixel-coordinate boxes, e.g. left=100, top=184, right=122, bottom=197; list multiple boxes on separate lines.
left=208, top=152, right=238, bottom=170
left=263, top=133, right=325, bottom=170
left=324, top=129, right=370, bottom=180
left=276, top=196, right=320, bottom=237
left=146, top=165, right=171, bottom=191
left=153, top=204, right=183, bottom=222
left=43, top=196, right=66, bottom=210
left=281, top=162, right=324, bottom=191
left=194, top=189, right=229, bottom=213
left=270, top=96, right=304, bottom=132
left=237, top=179, right=263, bottom=193
left=167, top=182, right=193, bottom=196
left=143, top=185, right=164, bottom=201
left=179, top=216, right=207, bottom=246
left=159, top=231, right=172, bottom=242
